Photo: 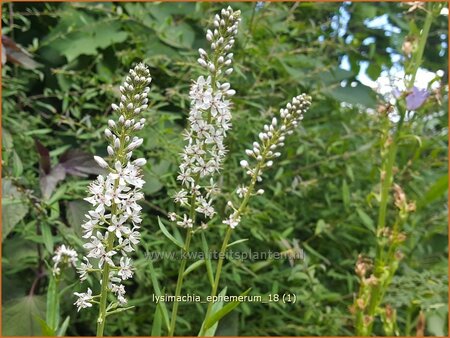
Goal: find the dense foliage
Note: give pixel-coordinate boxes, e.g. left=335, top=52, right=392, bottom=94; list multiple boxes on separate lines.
left=2, top=2, right=448, bottom=336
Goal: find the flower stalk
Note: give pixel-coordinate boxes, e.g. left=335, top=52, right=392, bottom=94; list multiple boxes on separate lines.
left=353, top=3, right=440, bottom=335
left=167, top=7, right=241, bottom=336
left=73, top=63, right=152, bottom=337
left=200, top=94, right=312, bottom=335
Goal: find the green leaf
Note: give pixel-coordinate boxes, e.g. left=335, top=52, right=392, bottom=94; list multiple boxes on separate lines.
left=143, top=176, right=164, bottom=195
left=143, top=167, right=164, bottom=195
left=66, top=200, right=91, bottom=236
left=203, top=288, right=252, bottom=332
left=327, top=83, right=377, bottom=107
left=227, top=238, right=249, bottom=248
left=57, top=316, right=70, bottom=337
left=2, top=295, right=46, bottom=336
left=315, top=219, right=327, bottom=236
left=157, top=22, right=195, bottom=49
left=46, top=276, right=60, bottom=331
left=12, top=150, right=24, bottom=177
left=426, top=306, right=447, bottom=336
left=151, top=303, right=163, bottom=336
left=183, top=259, right=205, bottom=278
left=158, top=216, right=184, bottom=249
left=2, top=127, right=13, bottom=150
left=2, top=179, right=29, bottom=240
left=37, top=317, right=56, bottom=336
left=418, top=174, right=448, bottom=209
left=199, top=287, right=227, bottom=336
left=47, top=14, right=128, bottom=62
left=201, top=232, right=215, bottom=288
left=41, top=223, right=54, bottom=254
left=303, top=242, right=330, bottom=265
left=367, top=61, right=382, bottom=80
left=356, top=208, right=376, bottom=233
left=318, top=67, right=354, bottom=85
left=342, top=179, right=350, bottom=210
left=148, top=259, right=171, bottom=333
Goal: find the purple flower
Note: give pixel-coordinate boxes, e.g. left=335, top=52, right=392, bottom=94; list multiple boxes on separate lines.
left=406, top=87, right=429, bottom=110
left=256, top=2, right=265, bottom=12
left=392, top=88, right=402, bottom=98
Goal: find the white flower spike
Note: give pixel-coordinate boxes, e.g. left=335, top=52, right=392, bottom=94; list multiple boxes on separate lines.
left=75, top=63, right=151, bottom=328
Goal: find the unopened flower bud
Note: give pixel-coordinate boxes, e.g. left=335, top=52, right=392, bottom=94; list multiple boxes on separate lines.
left=133, top=158, right=147, bottom=167
left=94, top=156, right=108, bottom=168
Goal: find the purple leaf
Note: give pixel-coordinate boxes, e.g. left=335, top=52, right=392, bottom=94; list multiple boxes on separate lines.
left=35, top=142, right=105, bottom=199
left=406, top=87, right=429, bottom=110
left=39, top=164, right=66, bottom=199
left=59, top=149, right=105, bottom=177
left=34, top=139, right=51, bottom=174
left=2, top=35, right=42, bottom=70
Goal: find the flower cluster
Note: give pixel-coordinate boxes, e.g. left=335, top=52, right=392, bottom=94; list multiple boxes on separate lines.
left=74, top=63, right=151, bottom=311
left=224, top=94, right=312, bottom=229
left=172, top=7, right=241, bottom=227
left=52, top=244, right=78, bottom=276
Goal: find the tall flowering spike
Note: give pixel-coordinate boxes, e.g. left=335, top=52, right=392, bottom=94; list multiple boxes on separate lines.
left=224, top=94, right=312, bottom=229
left=173, top=7, right=241, bottom=226
left=75, top=63, right=151, bottom=315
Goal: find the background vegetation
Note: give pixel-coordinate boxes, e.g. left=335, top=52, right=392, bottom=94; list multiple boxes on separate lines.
left=2, top=1, right=448, bottom=336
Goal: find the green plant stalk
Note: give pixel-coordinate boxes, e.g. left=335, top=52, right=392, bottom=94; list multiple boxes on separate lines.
left=169, top=30, right=225, bottom=334
left=199, top=225, right=232, bottom=336
left=358, top=109, right=403, bottom=337
left=200, top=138, right=272, bottom=336
left=168, top=230, right=193, bottom=336
left=168, top=192, right=197, bottom=336
left=408, top=6, right=434, bottom=88
left=96, top=233, right=115, bottom=337
left=356, top=7, right=435, bottom=335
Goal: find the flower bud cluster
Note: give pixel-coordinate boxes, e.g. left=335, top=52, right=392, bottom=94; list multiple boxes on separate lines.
left=172, top=7, right=241, bottom=227
left=52, top=244, right=78, bottom=276
left=75, top=63, right=151, bottom=311
left=223, top=94, right=312, bottom=229
left=198, top=6, right=240, bottom=79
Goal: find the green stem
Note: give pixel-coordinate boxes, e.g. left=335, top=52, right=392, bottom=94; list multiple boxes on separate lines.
left=168, top=230, right=193, bottom=336
left=408, top=6, right=434, bottom=88
left=168, top=193, right=197, bottom=336
left=96, top=234, right=115, bottom=337
left=169, top=19, right=229, bottom=332
left=357, top=7, right=436, bottom=335
left=200, top=147, right=268, bottom=336
left=199, top=226, right=232, bottom=336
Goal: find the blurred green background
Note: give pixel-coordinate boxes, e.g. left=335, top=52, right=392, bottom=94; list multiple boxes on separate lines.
left=1, top=2, right=448, bottom=336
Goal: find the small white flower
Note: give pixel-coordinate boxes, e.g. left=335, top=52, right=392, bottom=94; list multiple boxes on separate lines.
left=236, top=185, right=248, bottom=198
left=174, top=189, right=189, bottom=206
left=74, top=288, right=94, bottom=312
left=118, top=257, right=133, bottom=280
left=84, top=235, right=105, bottom=259
left=168, top=212, right=177, bottom=221
left=196, top=198, right=216, bottom=218
left=177, top=214, right=194, bottom=228
left=98, top=250, right=117, bottom=268
left=107, top=215, right=131, bottom=238
left=223, top=213, right=241, bottom=229
left=77, top=257, right=93, bottom=281
left=128, top=227, right=141, bottom=245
